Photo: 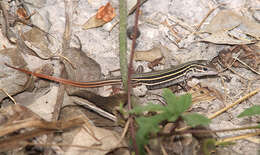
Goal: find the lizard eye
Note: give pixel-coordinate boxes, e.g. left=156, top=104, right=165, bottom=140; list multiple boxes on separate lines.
left=203, top=67, right=208, bottom=71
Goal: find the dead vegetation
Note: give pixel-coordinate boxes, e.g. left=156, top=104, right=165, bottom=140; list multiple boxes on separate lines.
left=0, top=0, right=259, bottom=154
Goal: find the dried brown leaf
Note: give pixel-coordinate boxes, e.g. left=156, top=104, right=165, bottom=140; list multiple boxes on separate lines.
left=218, top=46, right=260, bottom=72
left=200, top=10, right=260, bottom=44
left=64, top=126, right=127, bottom=154
left=22, top=27, right=53, bottom=57
left=200, top=31, right=254, bottom=45
left=0, top=48, right=29, bottom=101
left=82, top=15, right=107, bottom=30
left=96, top=2, right=115, bottom=22
left=134, top=47, right=165, bottom=64
left=17, top=8, right=28, bottom=20
left=239, top=17, right=260, bottom=40
left=202, top=10, right=242, bottom=33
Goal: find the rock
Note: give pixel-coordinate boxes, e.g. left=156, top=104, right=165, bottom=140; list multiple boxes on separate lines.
left=24, top=0, right=47, bottom=8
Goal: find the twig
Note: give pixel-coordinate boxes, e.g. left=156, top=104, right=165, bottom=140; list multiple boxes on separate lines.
left=127, top=0, right=141, bottom=154
left=195, top=5, right=219, bottom=31
left=113, top=119, right=130, bottom=148
left=160, top=142, right=168, bottom=155
left=109, top=0, right=148, bottom=32
left=18, top=29, right=76, bottom=69
left=44, top=1, right=72, bottom=154
left=215, top=131, right=260, bottom=145
left=0, top=88, right=16, bottom=104
left=167, top=14, right=194, bottom=32
left=161, top=20, right=181, bottom=43
left=73, top=97, right=117, bottom=122
left=176, top=88, right=260, bottom=132
left=158, top=125, right=260, bottom=140
left=209, top=88, right=260, bottom=119
left=44, top=65, right=66, bottom=155
left=21, top=140, right=128, bottom=152
left=218, top=56, right=249, bottom=80
left=118, top=0, right=139, bottom=153
left=233, top=57, right=260, bottom=75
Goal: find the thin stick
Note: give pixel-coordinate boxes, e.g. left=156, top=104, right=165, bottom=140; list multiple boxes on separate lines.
left=215, top=131, right=260, bottom=145
left=177, top=88, right=260, bottom=132
left=44, top=65, right=66, bottom=155
left=113, top=119, right=130, bottom=148
left=195, top=5, right=219, bottom=31
left=209, top=88, right=260, bottom=119
left=0, top=89, right=16, bottom=104
left=233, top=57, right=260, bottom=75
left=127, top=0, right=141, bottom=154
left=161, top=20, right=181, bottom=42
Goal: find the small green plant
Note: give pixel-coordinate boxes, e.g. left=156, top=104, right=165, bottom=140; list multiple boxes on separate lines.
left=238, top=105, right=260, bottom=118
left=238, top=105, right=260, bottom=128
left=130, top=88, right=211, bottom=154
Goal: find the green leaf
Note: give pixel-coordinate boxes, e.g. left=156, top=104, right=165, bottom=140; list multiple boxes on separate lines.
left=162, top=88, right=177, bottom=100
left=162, top=88, right=177, bottom=109
left=130, top=102, right=166, bottom=115
left=118, top=102, right=126, bottom=115
left=238, top=105, right=260, bottom=118
left=202, top=139, right=216, bottom=155
left=182, top=113, right=211, bottom=127
left=162, top=88, right=192, bottom=115
left=216, top=141, right=236, bottom=146
left=136, top=114, right=167, bottom=154
left=162, top=88, right=179, bottom=115
left=168, top=114, right=179, bottom=122
left=174, top=93, right=192, bottom=114
left=134, top=89, right=193, bottom=154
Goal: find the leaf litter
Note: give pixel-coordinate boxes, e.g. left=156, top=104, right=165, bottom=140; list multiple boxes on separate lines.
left=200, top=10, right=260, bottom=44
left=82, top=2, right=116, bottom=30
left=1, top=0, right=260, bottom=154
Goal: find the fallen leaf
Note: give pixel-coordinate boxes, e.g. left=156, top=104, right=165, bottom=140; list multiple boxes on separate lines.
left=218, top=45, right=260, bottom=72
left=202, top=10, right=242, bottom=33
left=60, top=107, right=127, bottom=155
left=0, top=104, right=86, bottom=152
left=239, top=17, right=260, bottom=40
left=22, top=27, right=53, bottom=57
left=134, top=47, right=165, bottom=64
left=200, top=31, right=254, bottom=45
left=0, top=48, right=30, bottom=101
left=62, top=47, right=101, bottom=95
left=96, top=2, right=115, bottom=22
left=64, top=126, right=127, bottom=155
left=17, top=8, right=28, bottom=20
left=200, top=10, right=260, bottom=44
left=82, top=2, right=115, bottom=30
left=82, top=15, right=106, bottom=30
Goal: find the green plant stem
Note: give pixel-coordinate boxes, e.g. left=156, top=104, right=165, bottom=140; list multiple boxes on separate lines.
left=119, top=0, right=140, bottom=154
left=157, top=125, right=260, bottom=138
left=119, top=0, right=128, bottom=91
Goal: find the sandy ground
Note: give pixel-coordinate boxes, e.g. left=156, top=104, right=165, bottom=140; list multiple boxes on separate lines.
left=0, top=0, right=259, bottom=154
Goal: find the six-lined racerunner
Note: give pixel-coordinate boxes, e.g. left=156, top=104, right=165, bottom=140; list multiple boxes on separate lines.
left=5, top=60, right=218, bottom=90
